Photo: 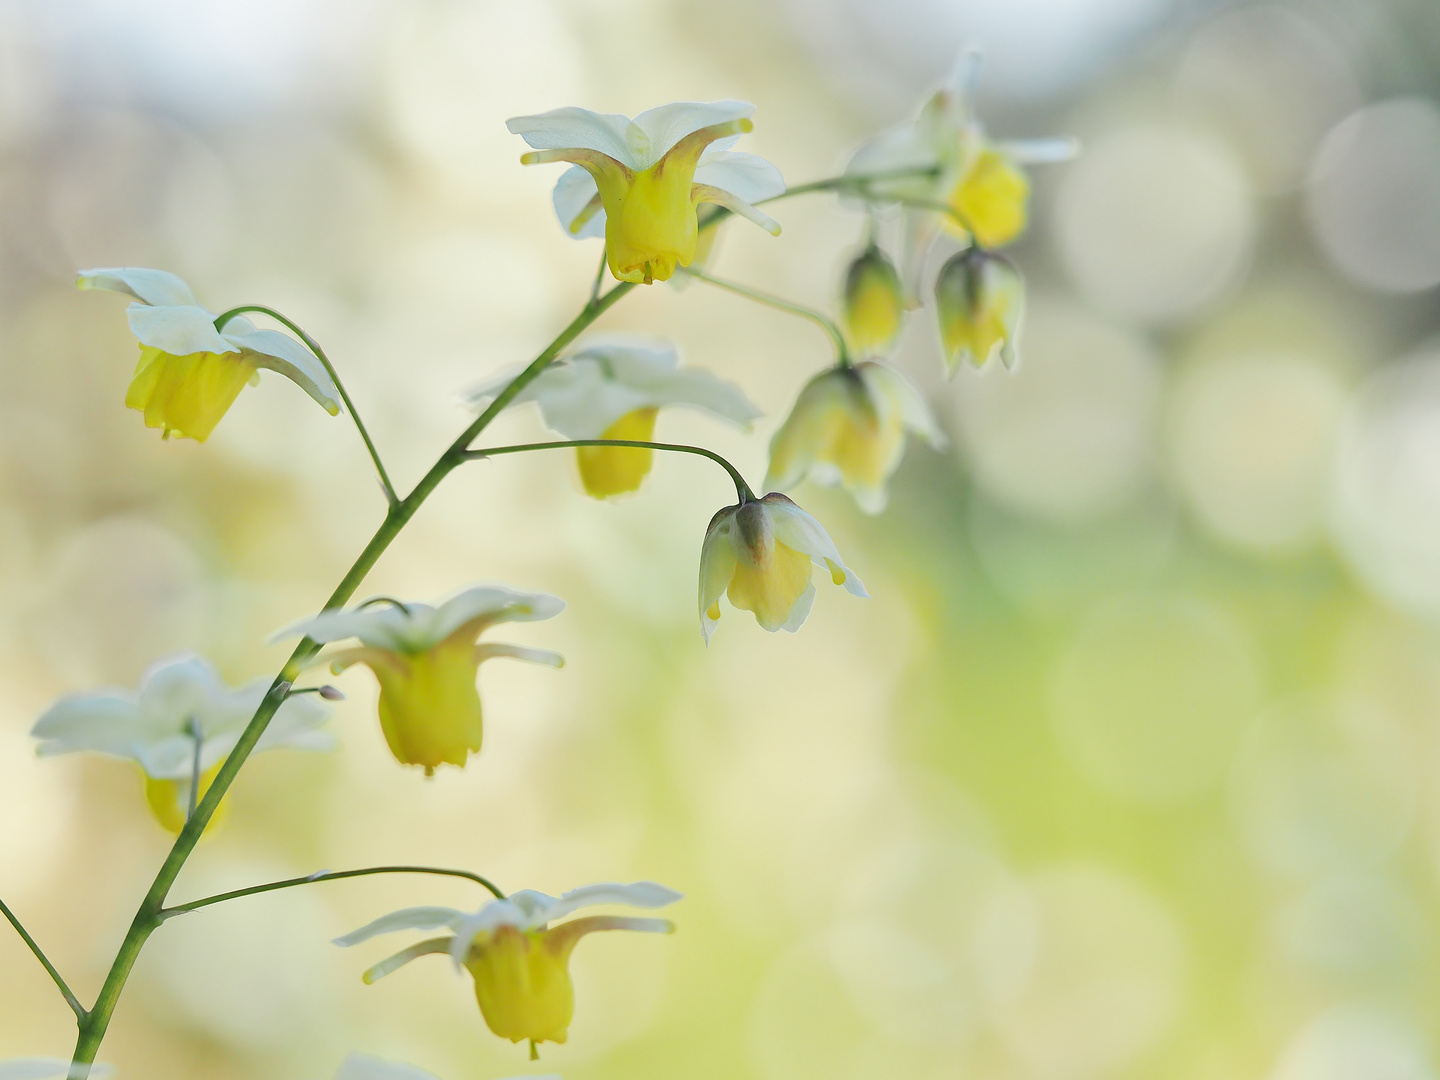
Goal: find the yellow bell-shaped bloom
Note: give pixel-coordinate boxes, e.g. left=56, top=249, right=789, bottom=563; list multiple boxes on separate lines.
left=698, top=493, right=867, bottom=641
left=509, top=102, right=785, bottom=283
left=276, top=587, right=565, bottom=775
left=336, top=882, right=682, bottom=1057
left=766, top=362, right=945, bottom=514
left=77, top=267, right=340, bottom=442
left=934, top=248, right=1024, bottom=373
left=841, top=246, right=905, bottom=356
left=465, top=335, right=760, bottom=500
left=942, top=145, right=1031, bottom=248
left=31, top=654, right=333, bottom=834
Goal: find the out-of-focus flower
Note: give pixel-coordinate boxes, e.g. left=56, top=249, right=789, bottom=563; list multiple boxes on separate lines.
left=766, top=362, right=945, bottom=514
left=332, top=1053, right=442, bottom=1080
left=77, top=268, right=340, bottom=442
left=507, top=102, right=784, bottom=283
left=841, top=246, right=905, bottom=356
left=335, top=882, right=681, bottom=1055
left=699, top=493, right=867, bottom=641
left=31, top=655, right=332, bottom=834
left=934, top=248, right=1024, bottom=372
left=464, top=336, right=760, bottom=499
left=0, top=1059, right=115, bottom=1080
left=275, top=588, right=563, bottom=776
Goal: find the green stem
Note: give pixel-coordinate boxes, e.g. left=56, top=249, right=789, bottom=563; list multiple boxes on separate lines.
left=678, top=267, right=851, bottom=367
left=215, top=305, right=400, bottom=509
left=69, top=281, right=635, bottom=1078
left=1, top=896, right=85, bottom=1019
left=465, top=438, right=754, bottom=503
left=159, top=865, right=505, bottom=920
left=757, top=165, right=941, bottom=204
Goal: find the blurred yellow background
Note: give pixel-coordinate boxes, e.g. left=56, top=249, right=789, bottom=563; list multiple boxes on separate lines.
left=5, top=0, right=1440, bottom=1078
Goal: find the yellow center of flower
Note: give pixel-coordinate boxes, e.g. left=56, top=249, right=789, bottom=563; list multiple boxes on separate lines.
left=942, top=147, right=1029, bottom=248
left=723, top=502, right=814, bottom=631
left=126, top=345, right=257, bottom=442
left=576, top=408, right=658, bottom=498
left=464, top=926, right=576, bottom=1049
left=143, top=762, right=226, bottom=834
left=935, top=255, right=1023, bottom=371
left=842, top=255, right=903, bottom=355
left=351, top=635, right=486, bottom=776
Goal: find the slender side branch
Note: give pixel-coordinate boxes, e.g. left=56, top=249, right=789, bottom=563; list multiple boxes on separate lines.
left=215, top=305, right=400, bottom=509
left=1, top=895, right=85, bottom=1019
left=677, top=267, right=850, bottom=367
left=756, top=164, right=942, bottom=204
left=160, top=865, right=506, bottom=920
left=465, top=439, right=755, bottom=503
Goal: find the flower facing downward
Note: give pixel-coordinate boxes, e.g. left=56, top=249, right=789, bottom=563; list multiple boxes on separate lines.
left=934, top=248, right=1024, bottom=373
left=464, top=336, right=760, bottom=499
left=766, top=362, right=946, bottom=514
left=275, top=588, right=564, bottom=775
left=508, top=102, right=785, bottom=283
left=31, top=655, right=333, bottom=833
left=77, top=268, right=340, bottom=442
left=334, top=882, right=681, bottom=1055
left=841, top=246, right=905, bottom=356
left=699, top=493, right=867, bottom=641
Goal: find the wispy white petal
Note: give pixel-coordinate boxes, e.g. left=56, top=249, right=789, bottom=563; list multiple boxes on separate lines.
left=333, top=907, right=466, bottom=948
left=429, top=586, right=566, bottom=642
left=857, top=362, right=947, bottom=448
left=77, top=266, right=199, bottom=307
left=473, top=643, right=565, bottom=668
left=698, top=508, right=739, bottom=645
left=127, top=304, right=236, bottom=356
left=543, top=881, right=683, bottom=923
left=361, top=937, right=453, bottom=984
left=506, top=107, right=641, bottom=168
left=630, top=100, right=754, bottom=166
left=998, top=136, right=1080, bottom=164
left=694, top=150, right=786, bottom=205
left=552, top=165, right=605, bottom=239
left=764, top=496, right=868, bottom=598
left=221, top=326, right=341, bottom=415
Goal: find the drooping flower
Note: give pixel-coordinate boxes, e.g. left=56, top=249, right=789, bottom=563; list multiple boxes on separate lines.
left=77, top=268, right=341, bottom=442
left=464, top=336, right=760, bottom=499
left=508, top=102, right=785, bottom=283
left=334, top=882, right=681, bottom=1056
left=31, top=654, right=333, bottom=833
left=766, top=362, right=945, bottom=514
left=699, top=492, right=867, bottom=641
left=275, top=587, right=564, bottom=776
left=933, top=248, right=1024, bottom=372
left=840, top=245, right=906, bottom=356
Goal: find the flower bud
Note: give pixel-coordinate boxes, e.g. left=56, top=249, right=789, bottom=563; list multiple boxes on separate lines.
left=841, top=246, right=904, bottom=356
left=933, top=248, right=1023, bottom=374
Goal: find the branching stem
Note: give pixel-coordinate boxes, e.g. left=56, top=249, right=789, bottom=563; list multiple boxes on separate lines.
left=677, top=267, right=850, bottom=367
left=1, top=895, right=85, bottom=1019
left=465, top=438, right=754, bottom=503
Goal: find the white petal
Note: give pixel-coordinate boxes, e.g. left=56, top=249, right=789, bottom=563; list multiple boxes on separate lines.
left=361, top=938, right=453, bottom=984
left=255, top=689, right=334, bottom=753
left=506, top=106, right=642, bottom=168
left=31, top=693, right=142, bottom=760
left=271, top=603, right=433, bottom=652
left=764, top=496, right=869, bottom=598
left=941, top=47, right=985, bottom=106
left=631, top=100, right=755, bottom=168
left=857, top=362, right=947, bottom=448
left=694, top=150, right=786, bottom=205
left=430, top=585, right=566, bottom=642
left=552, top=164, right=605, bottom=239
left=221, top=327, right=341, bottom=415
left=698, top=509, right=739, bottom=644
left=999, top=136, right=1080, bottom=164
left=127, top=304, right=236, bottom=356
left=543, top=881, right=684, bottom=923
left=333, top=907, right=466, bottom=947
left=78, top=266, right=199, bottom=307
left=474, top=643, right=565, bottom=668
left=333, top=1053, right=443, bottom=1080
left=447, top=896, right=547, bottom=962
left=778, top=582, right=817, bottom=633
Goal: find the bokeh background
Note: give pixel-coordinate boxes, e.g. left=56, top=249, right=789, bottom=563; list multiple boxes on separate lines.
left=4, top=0, right=1440, bottom=1077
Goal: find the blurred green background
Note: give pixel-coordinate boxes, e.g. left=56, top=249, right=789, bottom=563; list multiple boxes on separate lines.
left=5, top=0, right=1440, bottom=1078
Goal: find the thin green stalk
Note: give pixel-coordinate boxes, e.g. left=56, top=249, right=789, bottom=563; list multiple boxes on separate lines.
left=677, top=267, right=850, bottom=367
left=215, top=305, right=400, bottom=509
left=756, top=164, right=941, bottom=204
left=69, top=281, right=635, bottom=1078
left=160, top=865, right=505, bottom=920
left=1, top=896, right=85, bottom=1019
left=465, top=438, right=754, bottom=503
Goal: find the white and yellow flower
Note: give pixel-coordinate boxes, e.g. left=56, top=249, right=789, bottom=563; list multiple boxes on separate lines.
left=840, top=245, right=906, bottom=356
left=933, top=248, right=1024, bottom=372
left=77, top=268, right=340, bottom=442
left=699, top=492, right=867, bottom=641
left=334, top=881, right=681, bottom=1054
left=31, top=654, right=333, bottom=833
left=464, top=336, right=760, bottom=499
left=766, top=362, right=945, bottom=514
left=275, top=587, right=563, bottom=776
left=508, top=102, right=785, bottom=284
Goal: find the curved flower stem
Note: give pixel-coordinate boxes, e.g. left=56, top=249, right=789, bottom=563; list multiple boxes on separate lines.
left=68, top=281, right=636, bottom=1078
left=756, top=165, right=941, bottom=205
left=677, top=267, right=851, bottom=367
left=464, top=438, right=755, bottom=503
left=159, top=865, right=505, bottom=920
left=1, top=895, right=85, bottom=1019
left=215, top=305, right=400, bottom=510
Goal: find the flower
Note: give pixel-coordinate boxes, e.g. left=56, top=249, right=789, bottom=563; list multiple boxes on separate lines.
left=841, top=245, right=905, bottom=356
left=766, top=362, right=946, bottom=514
left=933, top=248, right=1024, bottom=372
left=334, top=881, right=681, bottom=1055
left=699, top=492, right=867, bottom=641
left=0, top=1060, right=114, bottom=1080
left=464, top=336, right=761, bottom=499
left=274, top=587, right=564, bottom=775
left=845, top=52, right=1075, bottom=262
left=31, top=654, right=332, bottom=834
left=508, top=102, right=785, bottom=283
left=77, top=268, right=341, bottom=442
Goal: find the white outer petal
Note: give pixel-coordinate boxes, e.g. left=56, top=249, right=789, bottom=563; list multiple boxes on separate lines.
left=127, top=304, right=236, bottom=356
left=31, top=693, right=143, bottom=761
left=857, top=362, right=947, bottom=447
left=78, top=266, right=199, bottom=307
left=221, top=327, right=341, bottom=415
left=506, top=106, right=642, bottom=168
left=271, top=603, right=430, bottom=651
left=429, top=585, right=566, bottom=641
left=694, top=150, right=786, bottom=205
left=553, top=164, right=605, bottom=239
left=333, top=1053, right=443, bottom=1080
left=999, top=136, right=1080, bottom=164
left=630, top=100, right=755, bottom=167
left=333, top=907, right=467, bottom=947
left=764, top=497, right=869, bottom=598
left=543, top=881, right=684, bottom=923
left=699, top=509, right=739, bottom=644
